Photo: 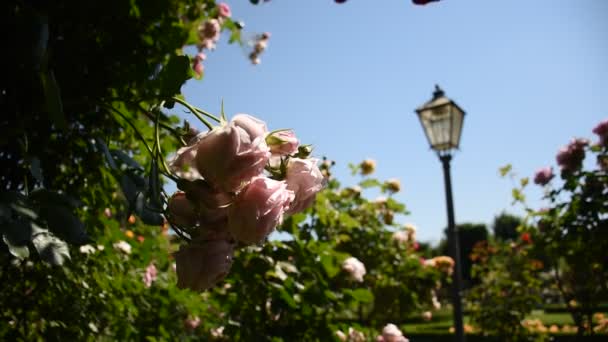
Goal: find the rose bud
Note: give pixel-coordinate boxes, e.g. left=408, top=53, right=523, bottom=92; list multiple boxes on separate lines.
left=228, top=177, right=294, bottom=244
left=174, top=238, right=235, bottom=292
left=285, top=158, right=325, bottom=214
left=266, top=130, right=299, bottom=156
left=217, top=3, right=231, bottom=18
left=195, top=114, right=271, bottom=192
left=385, top=178, right=401, bottom=193
left=360, top=159, right=376, bottom=175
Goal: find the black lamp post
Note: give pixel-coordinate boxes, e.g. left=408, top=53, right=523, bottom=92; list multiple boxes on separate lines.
left=415, top=85, right=466, bottom=342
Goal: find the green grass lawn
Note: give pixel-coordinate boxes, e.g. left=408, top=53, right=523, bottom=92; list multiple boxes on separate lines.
left=400, top=307, right=582, bottom=335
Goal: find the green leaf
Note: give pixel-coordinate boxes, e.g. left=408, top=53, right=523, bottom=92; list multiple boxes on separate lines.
left=135, top=193, right=164, bottom=226
left=320, top=253, right=339, bottom=278
left=96, top=138, right=117, bottom=170
left=159, top=54, right=191, bottom=97
left=499, top=164, right=512, bottom=177
left=29, top=157, right=44, bottom=183
left=2, top=218, right=32, bottom=245
left=359, top=179, right=381, bottom=189
left=40, top=70, right=67, bottom=131
left=349, top=288, right=374, bottom=303
left=32, top=232, right=71, bottom=266
left=111, top=150, right=143, bottom=170
left=274, top=285, right=297, bottom=309
left=40, top=204, right=89, bottom=245
left=338, top=212, right=359, bottom=229
left=3, top=235, right=30, bottom=259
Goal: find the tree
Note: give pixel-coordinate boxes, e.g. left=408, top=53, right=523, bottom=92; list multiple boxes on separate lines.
left=492, top=212, right=522, bottom=242
left=439, top=223, right=489, bottom=286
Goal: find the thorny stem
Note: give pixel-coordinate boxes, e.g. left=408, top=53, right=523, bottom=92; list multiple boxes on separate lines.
left=171, top=97, right=217, bottom=130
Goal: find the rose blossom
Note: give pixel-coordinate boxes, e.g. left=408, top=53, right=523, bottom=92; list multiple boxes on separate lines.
left=217, top=3, right=231, bottom=18
left=533, top=167, right=554, bottom=186
left=342, top=257, right=366, bottom=282
left=198, top=19, right=221, bottom=50
left=113, top=240, right=132, bottom=255
left=392, top=230, right=409, bottom=244
left=556, top=138, right=588, bottom=172
left=184, top=316, right=201, bottom=331
left=377, top=323, right=409, bottom=342
left=266, top=130, right=299, bottom=156
left=348, top=327, right=366, bottom=342
left=285, top=158, right=325, bottom=214
left=174, top=238, right=235, bottom=292
left=592, top=119, right=608, bottom=145
left=143, top=263, right=158, bottom=288
left=386, top=178, right=401, bottom=193
left=192, top=54, right=205, bottom=78
left=422, top=311, right=432, bottom=321
left=228, top=177, right=293, bottom=244
left=335, top=330, right=347, bottom=341
left=360, top=159, right=376, bottom=175
left=168, top=192, right=199, bottom=228
left=168, top=144, right=201, bottom=181
left=195, top=114, right=271, bottom=192
left=178, top=180, right=232, bottom=224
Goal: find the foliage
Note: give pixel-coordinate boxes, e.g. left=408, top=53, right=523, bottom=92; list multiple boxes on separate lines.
left=438, top=222, right=489, bottom=286
left=1, top=0, right=244, bottom=264
left=492, top=212, right=523, bottom=242
left=467, top=240, right=544, bottom=341
left=208, top=162, right=446, bottom=341
left=502, top=124, right=608, bottom=336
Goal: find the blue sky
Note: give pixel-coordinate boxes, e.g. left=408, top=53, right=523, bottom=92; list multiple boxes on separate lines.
left=179, top=0, right=608, bottom=244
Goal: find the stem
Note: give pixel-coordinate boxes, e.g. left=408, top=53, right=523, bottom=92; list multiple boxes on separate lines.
left=138, top=104, right=187, bottom=146
left=107, top=105, right=154, bottom=156
left=154, top=109, right=179, bottom=182
left=171, top=97, right=217, bottom=129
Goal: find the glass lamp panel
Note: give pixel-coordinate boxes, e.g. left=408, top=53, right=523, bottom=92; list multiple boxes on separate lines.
left=429, top=105, right=451, bottom=150
left=449, top=106, right=464, bottom=148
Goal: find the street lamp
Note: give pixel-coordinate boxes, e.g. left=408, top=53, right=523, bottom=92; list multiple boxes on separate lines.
left=415, top=85, right=466, bottom=342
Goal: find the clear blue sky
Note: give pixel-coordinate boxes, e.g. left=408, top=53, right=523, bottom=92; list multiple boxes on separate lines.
left=178, top=0, right=608, bottom=244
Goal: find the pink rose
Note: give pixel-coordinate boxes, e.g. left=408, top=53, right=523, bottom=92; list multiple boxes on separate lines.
left=228, top=177, right=294, bottom=244
left=342, top=256, right=366, bottom=282
left=198, top=19, right=221, bottom=50
left=381, top=324, right=409, bottom=342
left=392, top=231, right=409, bottom=244
left=533, top=167, right=554, bottom=186
left=168, top=192, right=199, bottom=228
left=184, top=316, right=201, bottom=331
left=285, top=158, right=325, bottom=214
left=174, top=237, right=235, bottom=292
left=267, top=130, right=299, bottom=156
left=592, top=119, right=608, bottom=145
left=556, top=138, right=588, bottom=172
left=169, top=144, right=201, bottom=181
left=192, top=58, right=204, bottom=78
left=143, top=263, right=158, bottom=288
left=195, top=115, right=271, bottom=192
left=179, top=180, right=232, bottom=224
left=217, top=3, right=231, bottom=18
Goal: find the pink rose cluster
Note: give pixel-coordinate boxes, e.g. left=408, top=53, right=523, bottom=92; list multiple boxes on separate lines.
left=167, top=114, right=324, bottom=292
left=191, top=3, right=232, bottom=77
left=556, top=138, right=589, bottom=173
